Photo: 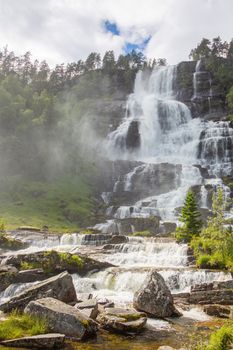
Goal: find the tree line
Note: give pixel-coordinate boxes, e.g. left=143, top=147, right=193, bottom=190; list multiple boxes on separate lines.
left=0, top=47, right=166, bottom=94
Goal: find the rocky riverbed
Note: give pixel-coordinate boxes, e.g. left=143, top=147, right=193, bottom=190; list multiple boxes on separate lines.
left=0, top=229, right=233, bottom=349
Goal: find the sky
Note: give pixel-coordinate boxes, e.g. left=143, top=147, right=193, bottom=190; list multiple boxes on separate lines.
left=0, top=0, right=232, bottom=66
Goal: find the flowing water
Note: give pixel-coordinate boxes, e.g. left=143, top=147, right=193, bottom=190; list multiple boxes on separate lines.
left=1, top=63, right=233, bottom=349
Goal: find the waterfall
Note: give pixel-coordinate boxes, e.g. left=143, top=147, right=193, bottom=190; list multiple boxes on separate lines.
left=107, top=65, right=202, bottom=163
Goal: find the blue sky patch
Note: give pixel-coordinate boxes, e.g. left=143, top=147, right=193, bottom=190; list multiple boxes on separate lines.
left=124, top=35, right=151, bottom=54
left=104, top=20, right=120, bottom=36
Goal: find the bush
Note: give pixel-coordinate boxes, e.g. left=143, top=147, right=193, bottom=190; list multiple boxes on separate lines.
left=191, top=188, right=233, bottom=272
left=205, top=325, right=233, bottom=350
left=196, top=254, right=211, bottom=268
left=0, top=312, right=48, bottom=340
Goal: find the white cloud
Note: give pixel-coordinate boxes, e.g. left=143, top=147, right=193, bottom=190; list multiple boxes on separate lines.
left=0, top=0, right=232, bottom=66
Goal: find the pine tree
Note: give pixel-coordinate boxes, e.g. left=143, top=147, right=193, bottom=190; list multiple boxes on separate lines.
left=176, top=190, right=202, bottom=242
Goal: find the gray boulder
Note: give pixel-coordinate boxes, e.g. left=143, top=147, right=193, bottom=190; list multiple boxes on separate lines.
left=96, top=307, right=147, bottom=333
left=0, top=271, right=76, bottom=312
left=25, top=297, right=97, bottom=339
left=0, top=333, right=65, bottom=349
left=133, top=270, right=181, bottom=318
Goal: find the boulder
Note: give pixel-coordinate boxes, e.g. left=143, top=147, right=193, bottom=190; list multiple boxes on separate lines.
left=25, top=297, right=97, bottom=339
left=75, top=299, right=99, bottom=320
left=203, top=304, right=232, bottom=318
left=0, top=234, right=27, bottom=251
left=0, top=271, right=76, bottom=312
left=133, top=270, right=181, bottom=318
left=0, top=265, right=18, bottom=293
left=96, top=307, right=147, bottom=333
left=0, top=333, right=65, bottom=349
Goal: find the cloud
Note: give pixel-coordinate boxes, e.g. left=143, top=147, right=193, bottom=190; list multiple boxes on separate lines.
left=0, top=0, right=232, bottom=65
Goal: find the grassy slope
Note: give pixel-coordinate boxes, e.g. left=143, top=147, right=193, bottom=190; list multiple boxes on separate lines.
left=0, top=174, right=95, bottom=232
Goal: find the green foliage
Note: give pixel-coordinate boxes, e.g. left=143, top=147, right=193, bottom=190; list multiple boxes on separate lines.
left=20, top=251, right=84, bottom=274
left=0, top=312, right=48, bottom=340
left=205, top=325, right=233, bottom=350
left=227, top=86, right=233, bottom=119
left=20, top=261, right=40, bottom=270
left=189, top=37, right=230, bottom=60
left=176, top=190, right=202, bottom=242
left=132, top=230, right=151, bottom=237
left=58, top=252, right=83, bottom=268
left=191, top=188, right=233, bottom=271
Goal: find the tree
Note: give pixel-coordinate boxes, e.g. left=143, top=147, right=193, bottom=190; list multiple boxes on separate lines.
left=102, top=50, right=115, bottom=72
left=227, top=39, right=233, bottom=59
left=211, top=36, right=229, bottom=58
left=85, top=52, right=101, bottom=71
left=176, top=190, right=202, bottom=242
left=191, top=188, right=233, bottom=271
left=189, top=38, right=211, bottom=60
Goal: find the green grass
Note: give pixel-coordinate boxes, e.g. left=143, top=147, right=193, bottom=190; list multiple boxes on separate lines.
left=0, top=174, right=96, bottom=232
left=59, top=252, right=83, bottom=267
left=0, top=312, right=48, bottom=340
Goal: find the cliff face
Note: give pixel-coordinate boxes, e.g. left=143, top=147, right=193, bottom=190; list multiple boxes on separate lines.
left=176, top=60, right=227, bottom=119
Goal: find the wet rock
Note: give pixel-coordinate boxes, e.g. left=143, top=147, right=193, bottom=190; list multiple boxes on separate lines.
left=18, top=226, right=41, bottom=232
left=76, top=293, right=93, bottom=303
left=203, top=304, right=232, bottom=318
left=133, top=270, right=181, bottom=318
left=160, top=222, right=177, bottom=235
left=125, top=120, right=140, bottom=149
left=190, top=280, right=233, bottom=305
left=0, top=271, right=76, bottom=312
left=107, top=235, right=129, bottom=244
left=97, top=307, right=147, bottom=333
left=14, top=269, right=48, bottom=284
left=0, top=234, right=27, bottom=251
left=0, top=265, right=18, bottom=293
left=0, top=333, right=65, bottom=349
left=2, top=250, right=114, bottom=276
left=119, top=216, right=160, bottom=235
left=75, top=299, right=99, bottom=320
left=25, top=297, right=97, bottom=339
left=81, top=234, right=111, bottom=246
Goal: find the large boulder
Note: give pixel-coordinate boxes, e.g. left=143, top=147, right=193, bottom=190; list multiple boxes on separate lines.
left=133, top=270, right=181, bottom=318
left=0, top=271, right=76, bottom=312
left=25, top=297, right=97, bottom=339
left=0, top=334, right=65, bottom=349
left=96, top=307, right=147, bottom=333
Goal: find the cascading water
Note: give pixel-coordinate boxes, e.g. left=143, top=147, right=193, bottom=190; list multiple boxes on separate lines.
left=101, top=62, right=233, bottom=228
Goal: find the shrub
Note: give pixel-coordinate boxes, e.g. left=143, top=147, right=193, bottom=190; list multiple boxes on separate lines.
left=196, top=254, right=211, bottom=268
left=205, top=325, right=233, bottom=350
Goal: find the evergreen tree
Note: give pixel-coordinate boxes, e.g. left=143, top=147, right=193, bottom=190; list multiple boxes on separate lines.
left=176, top=190, right=202, bottom=242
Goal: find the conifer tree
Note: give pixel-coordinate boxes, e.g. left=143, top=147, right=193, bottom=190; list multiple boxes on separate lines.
left=176, top=190, right=202, bottom=242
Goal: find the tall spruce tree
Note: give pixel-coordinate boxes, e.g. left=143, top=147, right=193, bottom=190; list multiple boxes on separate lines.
left=176, top=190, right=202, bottom=242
